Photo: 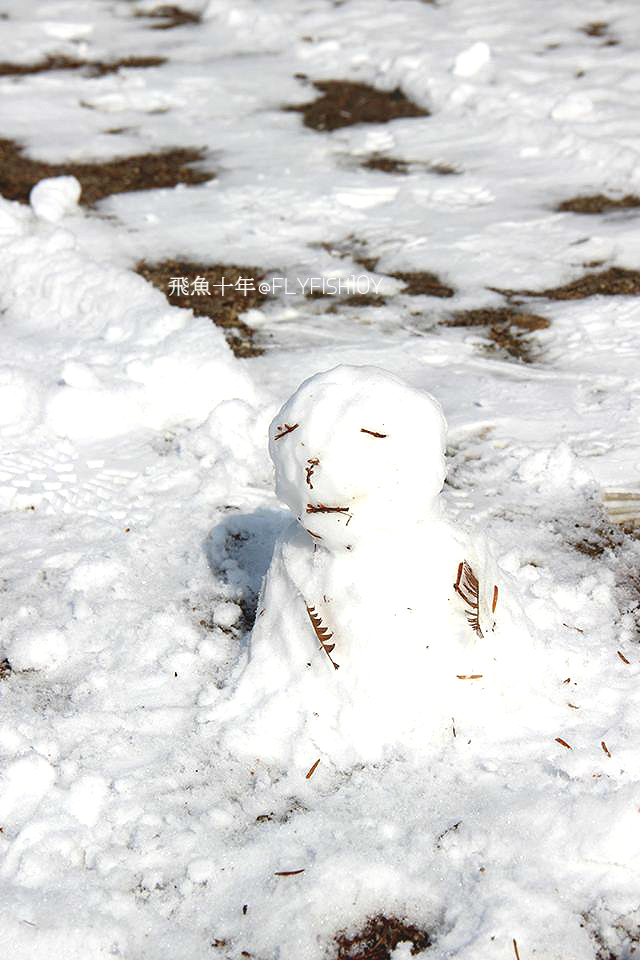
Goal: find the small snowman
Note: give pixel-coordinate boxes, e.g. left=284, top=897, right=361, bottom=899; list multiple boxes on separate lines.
left=220, top=365, right=538, bottom=769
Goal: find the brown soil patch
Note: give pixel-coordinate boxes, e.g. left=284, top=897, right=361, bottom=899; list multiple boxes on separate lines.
left=361, top=156, right=459, bottom=176
left=138, top=5, right=201, bottom=28
left=362, top=155, right=409, bottom=174
left=352, top=251, right=380, bottom=273
left=0, top=138, right=212, bottom=206
left=580, top=21, right=608, bottom=37
left=391, top=270, right=454, bottom=298
left=334, top=915, right=432, bottom=960
left=443, top=308, right=550, bottom=363
left=135, top=260, right=270, bottom=357
left=287, top=80, right=429, bottom=131
left=0, top=55, right=166, bottom=77
left=496, top=266, right=640, bottom=301
left=341, top=293, right=386, bottom=307
left=429, top=162, right=459, bottom=175
left=445, top=307, right=549, bottom=331
left=557, top=194, right=640, bottom=214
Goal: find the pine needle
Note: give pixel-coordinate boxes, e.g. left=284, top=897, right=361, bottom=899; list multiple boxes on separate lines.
left=274, top=422, right=299, bottom=440
left=306, top=605, right=340, bottom=670
left=454, top=560, right=483, bottom=637
left=305, top=758, right=321, bottom=779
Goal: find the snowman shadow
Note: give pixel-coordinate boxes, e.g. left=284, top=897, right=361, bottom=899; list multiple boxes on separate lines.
left=204, top=506, right=290, bottom=638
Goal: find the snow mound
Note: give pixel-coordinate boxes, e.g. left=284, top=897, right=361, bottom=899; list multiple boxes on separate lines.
left=0, top=199, right=254, bottom=441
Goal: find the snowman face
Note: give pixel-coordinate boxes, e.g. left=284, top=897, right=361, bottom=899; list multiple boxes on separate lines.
left=268, top=365, right=447, bottom=549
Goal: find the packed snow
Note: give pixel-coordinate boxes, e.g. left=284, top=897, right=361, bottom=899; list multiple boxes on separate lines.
left=1, top=2, right=640, bottom=959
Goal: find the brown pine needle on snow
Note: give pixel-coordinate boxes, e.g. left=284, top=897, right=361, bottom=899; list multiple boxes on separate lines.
left=555, top=737, right=573, bottom=750
left=492, top=585, right=499, bottom=613
left=454, top=560, right=484, bottom=637
left=306, top=605, right=340, bottom=670
left=274, top=422, right=299, bottom=440
left=305, top=758, right=321, bottom=779
left=617, top=650, right=631, bottom=664
left=513, top=938, right=521, bottom=960
left=456, top=674, right=483, bottom=680
left=274, top=869, right=305, bottom=877
left=601, top=741, right=611, bottom=758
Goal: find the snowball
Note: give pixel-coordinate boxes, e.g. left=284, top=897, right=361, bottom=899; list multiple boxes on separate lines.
left=30, top=176, right=82, bottom=223
left=453, top=41, right=491, bottom=77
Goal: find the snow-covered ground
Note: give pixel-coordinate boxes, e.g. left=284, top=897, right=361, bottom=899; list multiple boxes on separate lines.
left=1, top=1, right=640, bottom=957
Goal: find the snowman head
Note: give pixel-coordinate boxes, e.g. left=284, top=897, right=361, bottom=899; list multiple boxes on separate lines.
left=268, top=365, right=447, bottom=550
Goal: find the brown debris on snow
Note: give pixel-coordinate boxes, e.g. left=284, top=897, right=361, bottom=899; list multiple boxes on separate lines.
left=286, top=80, right=429, bottom=132
left=0, top=55, right=167, bottom=77
left=0, top=138, right=212, bottom=206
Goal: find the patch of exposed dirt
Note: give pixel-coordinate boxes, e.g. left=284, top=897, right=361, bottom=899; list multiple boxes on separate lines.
left=137, top=5, right=201, bottom=28
left=0, top=657, right=11, bottom=680
left=0, top=138, right=212, bottom=206
left=429, top=161, right=460, bottom=175
left=579, top=21, right=618, bottom=45
left=390, top=270, right=454, bottom=298
left=496, top=266, right=640, bottom=301
left=442, top=308, right=550, bottom=363
left=360, top=155, right=460, bottom=176
left=135, top=260, right=270, bottom=357
left=351, top=250, right=380, bottom=273
left=361, top=155, right=409, bottom=174
left=0, top=55, right=166, bottom=77
left=445, top=307, right=549, bottom=331
left=557, top=194, right=640, bottom=214
left=286, top=80, right=429, bottom=131
left=334, top=915, right=432, bottom=960
left=580, top=21, right=608, bottom=37
left=341, top=292, right=386, bottom=307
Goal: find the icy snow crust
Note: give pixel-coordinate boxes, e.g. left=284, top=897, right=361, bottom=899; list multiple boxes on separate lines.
left=1, top=1, right=640, bottom=959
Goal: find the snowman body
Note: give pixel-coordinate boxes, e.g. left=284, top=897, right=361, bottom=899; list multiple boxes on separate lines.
left=222, top=366, right=533, bottom=767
